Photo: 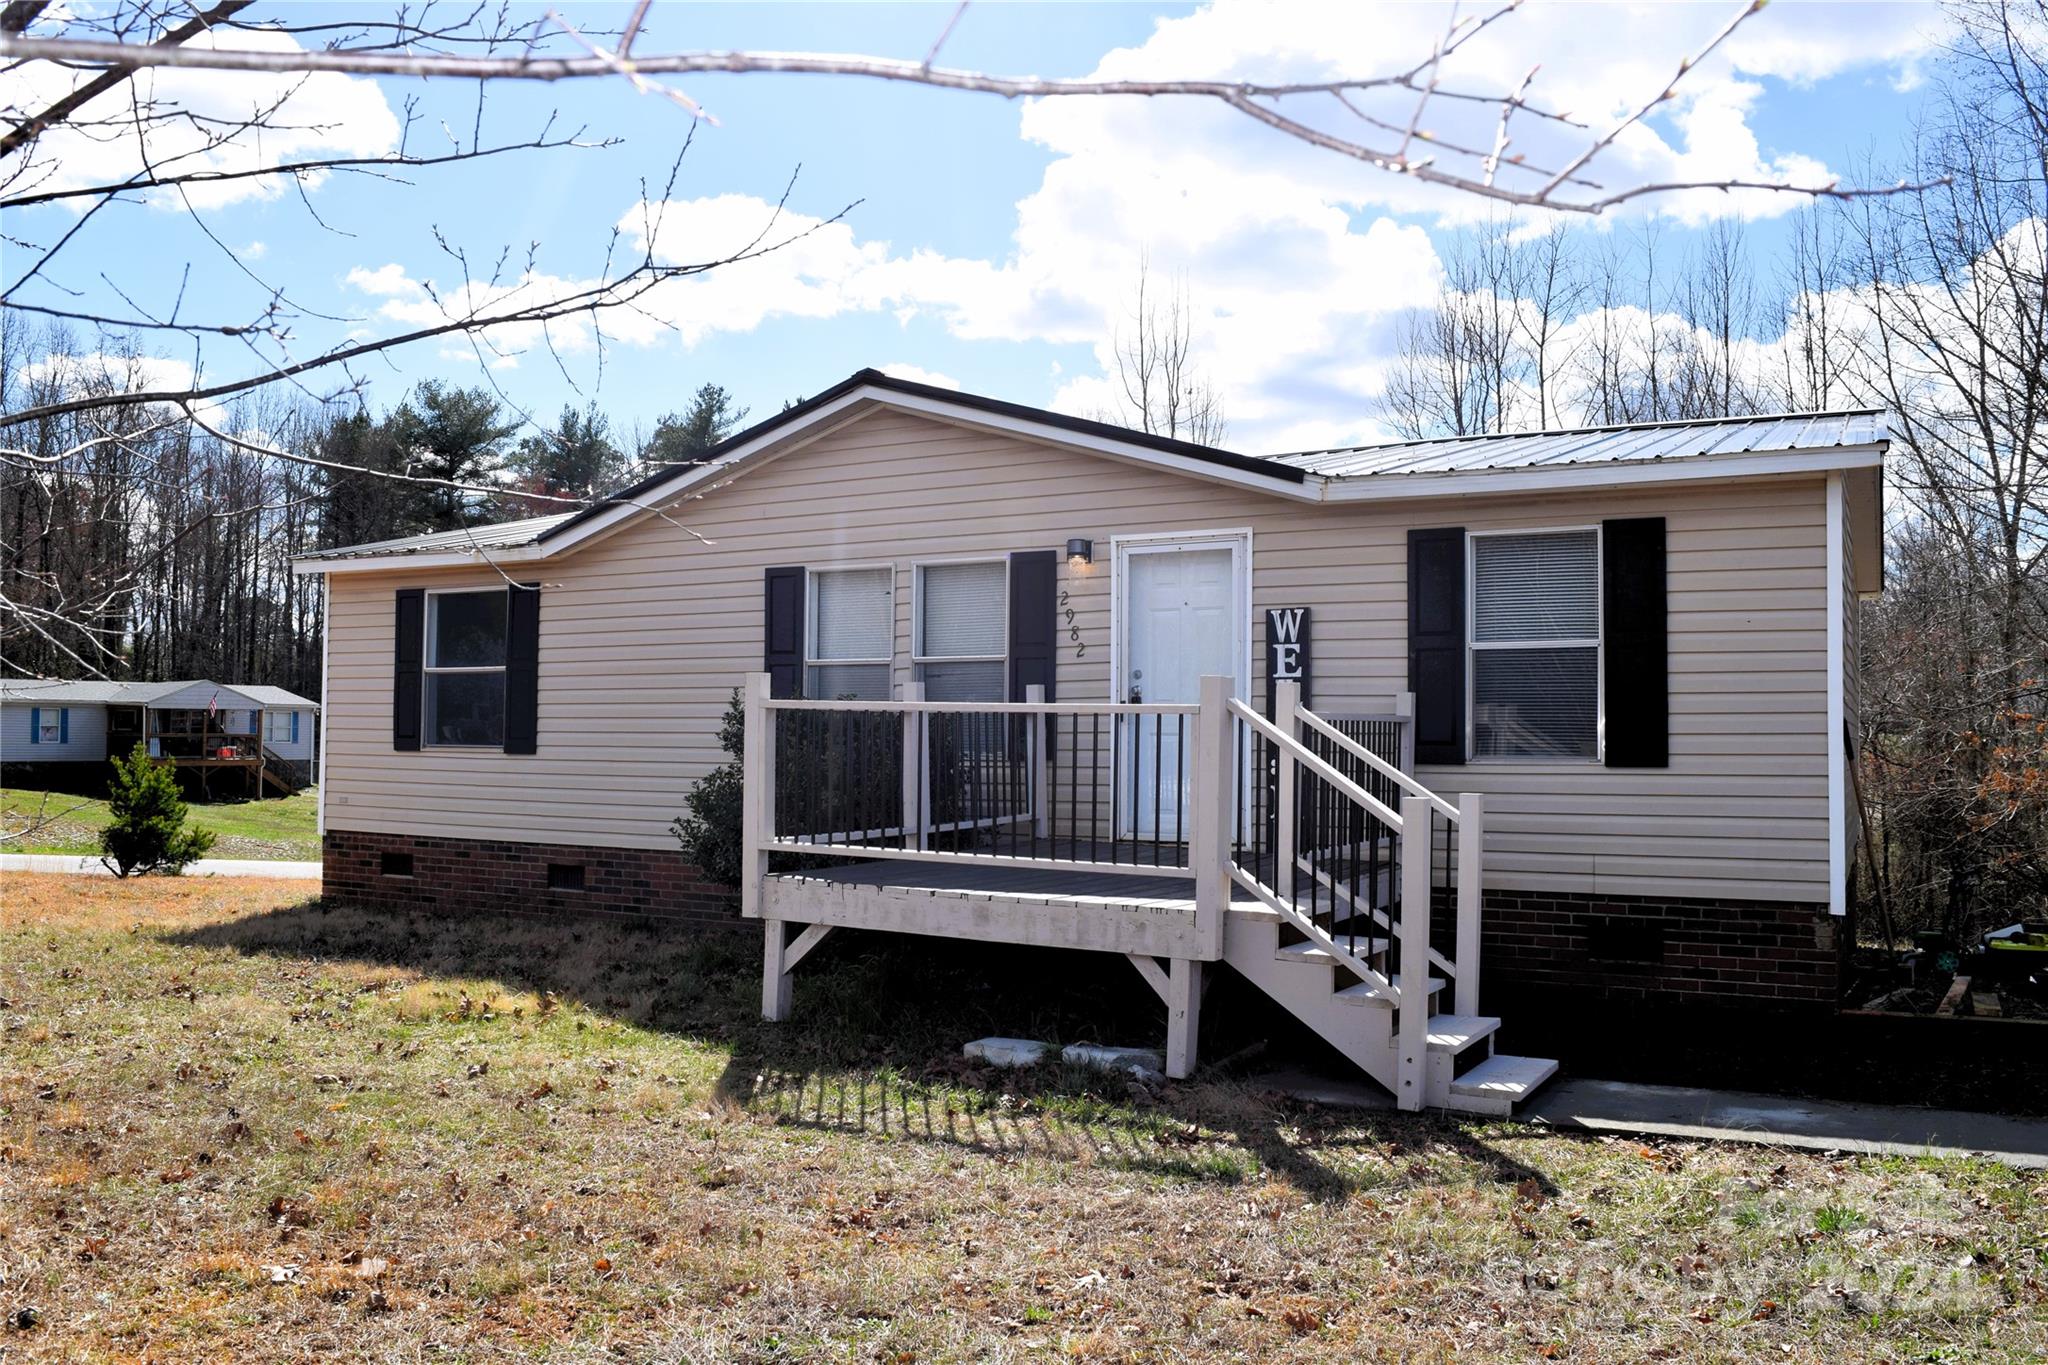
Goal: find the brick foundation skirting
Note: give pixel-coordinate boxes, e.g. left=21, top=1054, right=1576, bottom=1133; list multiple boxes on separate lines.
left=321, top=828, right=739, bottom=929
left=1466, top=889, right=1841, bottom=1010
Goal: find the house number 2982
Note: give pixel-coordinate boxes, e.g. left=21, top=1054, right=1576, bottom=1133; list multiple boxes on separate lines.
left=1058, top=588, right=1085, bottom=658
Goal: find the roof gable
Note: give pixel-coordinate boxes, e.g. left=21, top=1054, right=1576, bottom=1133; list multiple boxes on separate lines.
left=293, top=370, right=1888, bottom=572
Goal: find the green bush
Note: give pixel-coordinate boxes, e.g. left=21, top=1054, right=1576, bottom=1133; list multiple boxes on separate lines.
left=99, top=742, right=216, bottom=877
left=673, top=690, right=746, bottom=887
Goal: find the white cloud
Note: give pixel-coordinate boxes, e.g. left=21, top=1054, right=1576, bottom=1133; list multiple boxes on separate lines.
left=342, top=1, right=1943, bottom=449
left=0, top=27, right=399, bottom=211
left=15, top=350, right=228, bottom=427
left=877, top=364, right=961, bottom=390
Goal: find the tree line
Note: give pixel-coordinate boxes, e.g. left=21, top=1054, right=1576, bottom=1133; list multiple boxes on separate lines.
left=0, top=319, right=749, bottom=699
left=1381, top=0, right=2045, bottom=943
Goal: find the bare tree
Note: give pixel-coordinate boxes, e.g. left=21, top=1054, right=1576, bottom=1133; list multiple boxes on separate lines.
left=1673, top=218, right=1763, bottom=419
left=1104, top=259, right=1227, bottom=447
left=0, top=0, right=1956, bottom=685
left=1842, top=0, right=2048, bottom=940
left=1381, top=216, right=1581, bottom=437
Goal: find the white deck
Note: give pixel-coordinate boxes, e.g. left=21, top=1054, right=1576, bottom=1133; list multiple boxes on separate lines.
left=762, top=859, right=1259, bottom=959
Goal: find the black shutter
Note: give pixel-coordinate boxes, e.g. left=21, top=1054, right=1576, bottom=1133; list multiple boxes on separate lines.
left=1407, top=527, right=1466, bottom=765
left=1007, top=549, right=1058, bottom=702
left=1603, top=517, right=1668, bottom=768
left=393, top=588, right=425, bottom=751
left=763, top=566, right=806, bottom=699
left=503, top=582, right=541, bottom=755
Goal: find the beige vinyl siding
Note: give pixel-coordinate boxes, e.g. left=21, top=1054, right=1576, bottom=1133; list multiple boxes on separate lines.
left=324, top=407, right=1833, bottom=903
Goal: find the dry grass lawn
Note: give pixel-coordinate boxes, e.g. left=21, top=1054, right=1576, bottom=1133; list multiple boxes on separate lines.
left=0, top=874, right=2042, bottom=1362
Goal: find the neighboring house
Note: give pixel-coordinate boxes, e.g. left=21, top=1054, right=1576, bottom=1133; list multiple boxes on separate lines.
left=0, top=679, right=320, bottom=794
left=295, top=369, right=1883, bottom=1112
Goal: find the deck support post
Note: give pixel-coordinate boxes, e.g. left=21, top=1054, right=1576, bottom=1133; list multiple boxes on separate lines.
left=1273, top=680, right=1302, bottom=904
left=1165, top=957, right=1202, bottom=1080
left=1396, top=794, right=1432, bottom=1111
left=900, top=680, right=927, bottom=850
left=740, top=672, right=772, bottom=921
left=761, top=919, right=794, bottom=1021
left=1192, top=674, right=1232, bottom=959
left=1394, top=691, right=1416, bottom=776
left=1454, top=792, right=1484, bottom=1017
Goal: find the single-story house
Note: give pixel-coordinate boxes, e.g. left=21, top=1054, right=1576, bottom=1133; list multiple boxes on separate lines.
left=0, top=679, right=320, bottom=793
left=294, top=369, right=1883, bottom=1112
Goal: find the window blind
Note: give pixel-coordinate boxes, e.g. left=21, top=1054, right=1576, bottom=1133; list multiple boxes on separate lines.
left=1472, top=647, right=1598, bottom=760
left=920, top=561, right=1006, bottom=658
left=1472, top=530, right=1598, bottom=643
left=810, top=567, right=892, bottom=660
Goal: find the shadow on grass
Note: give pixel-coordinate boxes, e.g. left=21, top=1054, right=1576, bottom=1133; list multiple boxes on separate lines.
left=164, top=894, right=1553, bottom=1199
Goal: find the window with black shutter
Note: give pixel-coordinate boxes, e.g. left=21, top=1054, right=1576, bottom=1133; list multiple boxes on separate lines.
left=1468, top=528, right=1602, bottom=761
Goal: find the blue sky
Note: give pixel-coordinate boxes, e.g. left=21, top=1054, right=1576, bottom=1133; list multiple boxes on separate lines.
left=7, top=1, right=1948, bottom=452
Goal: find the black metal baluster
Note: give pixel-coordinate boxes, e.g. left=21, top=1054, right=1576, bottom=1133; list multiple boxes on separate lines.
left=1175, top=715, right=1187, bottom=864
left=1100, top=712, right=1111, bottom=865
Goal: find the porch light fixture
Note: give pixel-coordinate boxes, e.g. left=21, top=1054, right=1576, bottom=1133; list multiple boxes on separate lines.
left=1066, top=538, right=1093, bottom=568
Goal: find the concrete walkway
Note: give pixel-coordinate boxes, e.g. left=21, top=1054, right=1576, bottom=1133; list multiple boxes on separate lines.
left=1, top=853, right=321, bottom=879
left=1262, top=1069, right=2048, bottom=1168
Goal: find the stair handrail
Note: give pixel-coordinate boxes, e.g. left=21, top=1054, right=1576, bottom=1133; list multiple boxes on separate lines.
left=1226, top=862, right=1395, bottom=994
left=1226, top=698, right=1405, bottom=832
left=1295, top=706, right=1458, bottom=821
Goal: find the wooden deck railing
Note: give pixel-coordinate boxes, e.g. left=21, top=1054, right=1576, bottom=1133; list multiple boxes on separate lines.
left=738, top=672, right=1484, bottom=1016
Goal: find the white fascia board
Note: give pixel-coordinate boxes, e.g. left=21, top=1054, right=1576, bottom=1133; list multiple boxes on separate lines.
left=1312, top=443, right=1886, bottom=502
left=292, top=543, right=549, bottom=576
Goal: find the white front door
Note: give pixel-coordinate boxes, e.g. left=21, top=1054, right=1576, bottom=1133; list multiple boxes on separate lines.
left=1117, top=536, right=1246, bottom=840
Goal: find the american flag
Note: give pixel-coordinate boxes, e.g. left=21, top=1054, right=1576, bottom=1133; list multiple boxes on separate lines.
left=207, top=691, right=219, bottom=718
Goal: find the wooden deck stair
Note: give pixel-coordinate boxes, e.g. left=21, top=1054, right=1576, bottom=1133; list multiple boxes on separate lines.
left=1222, top=903, right=1556, bottom=1115
left=742, top=673, right=1559, bottom=1116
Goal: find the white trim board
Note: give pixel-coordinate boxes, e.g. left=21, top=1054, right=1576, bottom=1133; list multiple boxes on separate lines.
left=295, top=382, right=1888, bottom=576
left=1825, top=472, right=1847, bottom=917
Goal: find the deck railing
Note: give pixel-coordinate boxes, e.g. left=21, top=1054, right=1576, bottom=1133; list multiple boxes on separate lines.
left=750, top=680, right=1201, bottom=876
left=739, top=672, right=1485, bottom=1038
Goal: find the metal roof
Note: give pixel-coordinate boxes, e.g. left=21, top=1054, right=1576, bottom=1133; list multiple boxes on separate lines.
left=1273, top=409, right=1888, bottom=478
left=232, top=684, right=320, bottom=708
left=294, top=513, right=571, bottom=563
left=0, top=679, right=317, bottom=708
left=295, top=391, right=1888, bottom=567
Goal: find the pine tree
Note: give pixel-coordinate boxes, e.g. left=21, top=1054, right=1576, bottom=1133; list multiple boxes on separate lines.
left=99, top=743, right=216, bottom=877
left=509, top=404, right=625, bottom=502
left=391, top=381, right=520, bottom=530
left=642, top=383, right=749, bottom=466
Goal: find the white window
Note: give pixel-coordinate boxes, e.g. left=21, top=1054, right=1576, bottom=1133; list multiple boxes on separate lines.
left=425, top=589, right=507, bottom=746
left=805, top=566, right=893, bottom=699
left=37, top=712, right=61, bottom=743
left=915, top=560, right=1007, bottom=702
left=265, top=710, right=291, bottom=742
left=1469, top=528, right=1601, bottom=761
